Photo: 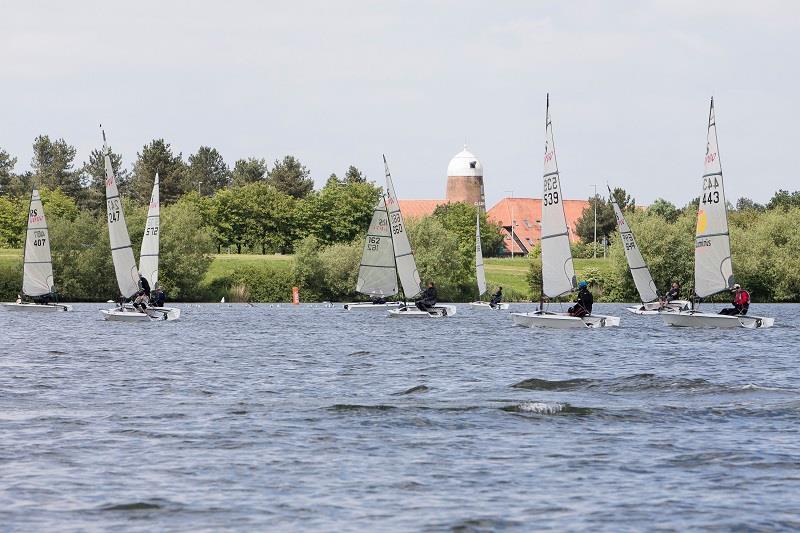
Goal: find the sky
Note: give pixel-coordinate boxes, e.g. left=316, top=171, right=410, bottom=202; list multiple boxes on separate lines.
left=2, top=0, right=799, bottom=208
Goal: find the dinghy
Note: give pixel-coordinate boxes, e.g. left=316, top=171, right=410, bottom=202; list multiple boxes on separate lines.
left=661, top=99, right=773, bottom=328
left=511, top=95, right=618, bottom=329
left=382, top=156, right=456, bottom=318
left=99, top=130, right=179, bottom=322
left=342, top=196, right=401, bottom=311
left=470, top=211, right=508, bottom=310
left=609, top=185, right=690, bottom=314
left=1, top=188, right=71, bottom=312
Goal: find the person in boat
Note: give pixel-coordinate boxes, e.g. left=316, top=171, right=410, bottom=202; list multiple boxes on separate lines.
left=415, top=281, right=437, bottom=312
left=568, top=281, right=593, bottom=318
left=371, top=296, right=387, bottom=305
left=719, top=284, right=750, bottom=316
left=133, top=273, right=151, bottom=313
left=151, top=284, right=166, bottom=308
left=490, top=287, right=503, bottom=308
left=15, top=294, right=22, bottom=304
left=664, top=282, right=681, bottom=302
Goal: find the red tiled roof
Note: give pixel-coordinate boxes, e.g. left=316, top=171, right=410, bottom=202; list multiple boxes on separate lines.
left=398, top=199, right=445, bottom=219
left=487, top=197, right=590, bottom=254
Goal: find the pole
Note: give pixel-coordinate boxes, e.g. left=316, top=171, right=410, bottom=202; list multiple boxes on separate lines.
left=592, top=184, right=597, bottom=259
left=197, top=181, right=202, bottom=195
left=505, top=190, right=514, bottom=258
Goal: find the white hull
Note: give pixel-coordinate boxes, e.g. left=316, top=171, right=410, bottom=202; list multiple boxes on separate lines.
left=661, top=311, right=774, bottom=328
left=626, top=300, right=692, bottom=315
left=388, top=304, right=457, bottom=318
left=343, top=302, right=402, bottom=311
left=511, top=311, right=620, bottom=329
left=1, top=302, right=72, bottom=312
left=470, top=301, right=510, bottom=310
left=100, top=306, right=181, bottom=322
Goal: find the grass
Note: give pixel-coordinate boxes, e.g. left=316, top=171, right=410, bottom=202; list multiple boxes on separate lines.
left=204, top=253, right=293, bottom=283
left=0, top=248, right=21, bottom=269
left=485, top=256, right=614, bottom=300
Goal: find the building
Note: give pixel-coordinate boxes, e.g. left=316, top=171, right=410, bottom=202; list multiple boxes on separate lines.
left=445, top=147, right=485, bottom=209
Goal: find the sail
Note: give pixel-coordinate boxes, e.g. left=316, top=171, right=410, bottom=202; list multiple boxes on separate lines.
left=540, top=95, right=577, bottom=298
left=609, top=186, right=659, bottom=303
left=356, top=196, right=398, bottom=297
left=694, top=98, right=734, bottom=298
left=22, top=189, right=54, bottom=296
left=104, top=132, right=139, bottom=298
left=475, top=211, right=487, bottom=297
left=139, top=173, right=159, bottom=288
left=383, top=155, right=422, bottom=298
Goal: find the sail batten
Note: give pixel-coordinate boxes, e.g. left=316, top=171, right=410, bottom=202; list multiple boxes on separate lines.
left=356, top=196, right=398, bottom=297
left=475, top=212, right=486, bottom=297
left=384, top=156, right=422, bottom=299
left=104, top=133, right=139, bottom=299
left=22, top=189, right=54, bottom=297
left=139, top=173, right=160, bottom=288
left=540, top=95, right=577, bottom=299
left=694, top=98, right=734, bottom=298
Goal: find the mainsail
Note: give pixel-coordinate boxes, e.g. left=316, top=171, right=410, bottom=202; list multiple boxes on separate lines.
left=475, top=211, right=487, bottom=297
left=609, top=186, right=659, bottom=303
left=383, top=155, right=422, bottom=298
left=540, top=95, right=577, bottom=298
left=694, top=98, right=734, bottom=298
left=103, top=130, right=139, bottom=298
left=356, top=196, right=398, bottom=297
left=22, top=188, right=54, bottom=296
left=139, top=173, right=160, bottom=288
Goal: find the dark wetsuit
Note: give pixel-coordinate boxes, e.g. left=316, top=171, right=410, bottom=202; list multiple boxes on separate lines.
left=415, top=286, right=437, bottom=312
left=569, top=287, right=593, bottom=318
left=490, top=289, right=503, bottom=308
left=665, top=286, right=680, bottom=302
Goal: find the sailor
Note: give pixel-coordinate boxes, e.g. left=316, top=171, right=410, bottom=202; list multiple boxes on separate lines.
left=568, top=281, right=593, bottom=318
left=664, top=282, right=681, bottom=302
left=371, top=296, right=387, bottom=305
left=415, top=281, right=437, bottom=312
left=133, top=273, right=151, bottom=313
left=151, top=284, right=166, bottom=307
left=720, top=284, right=750, bottom=315
left=489, top=286, right=503, bottom=308
left=15, top=294, right=21, bottom=304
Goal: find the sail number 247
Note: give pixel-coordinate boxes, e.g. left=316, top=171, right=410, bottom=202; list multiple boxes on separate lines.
left=107, top=199, right=121, bottom=223
left=543, top=175, right=560, bottom=206
left=702, top=175, right=721, bottom=204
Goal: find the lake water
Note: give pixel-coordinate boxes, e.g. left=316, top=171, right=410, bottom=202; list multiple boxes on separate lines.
left=1, top=302, right=799, bottom=531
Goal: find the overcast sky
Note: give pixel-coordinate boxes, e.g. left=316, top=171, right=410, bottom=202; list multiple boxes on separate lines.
left=2, top=1, right=798, bottom=207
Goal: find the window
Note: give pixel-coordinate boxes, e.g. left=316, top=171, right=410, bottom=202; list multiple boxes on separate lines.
left=469, top=161, right=477, bottom=169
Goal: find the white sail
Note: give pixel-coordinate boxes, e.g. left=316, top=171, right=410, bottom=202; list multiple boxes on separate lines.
left=609, top=187, right=659, bottom=303
left=356, top=196, right=398, bottom=297
left=475, top=211, right=487, bottom=297
left=383, top=155, right=422, bottom=298
left=22, top=189, right=54, bottom=297
left=103, top=131, right=139, bottom=298
left=139, top=173, right=159, bottom=288
left=540, top=95, right=577, bottom=298
left=694, top=98, right=734, bottom=298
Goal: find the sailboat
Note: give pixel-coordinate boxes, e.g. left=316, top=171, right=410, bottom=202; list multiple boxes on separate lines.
left=609, top=185, right=691, bottom=314
left=343, top=196, right=402, bottom=311
left=99, top=129, right=180, bottom=322
left=1, top=188, right=72, bottom=312
left=511, top=95, right=619, bottom=328
left=662, top=99, right=773, bottom=328
left=470, top=211, right=508, bottom=310
left=383, top=156, right=456, bottom=318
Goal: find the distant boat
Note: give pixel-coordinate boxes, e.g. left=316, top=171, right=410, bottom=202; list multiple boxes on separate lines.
left=511, top=95, right=618, bottom=328
left=342, top=196, right=401, bottom=311
left=98, top=128, right=179, bottom=322
left=608, top=185, right=690, bottom=315
left=1, top=188, right=71, bottom=312
left=470, top=210, right=508, bottom=310
left=220, top=296, right=225, bottom=303
left=383, top=156, right=455, bottom=318
left=661, top=99, right=773, bottom=328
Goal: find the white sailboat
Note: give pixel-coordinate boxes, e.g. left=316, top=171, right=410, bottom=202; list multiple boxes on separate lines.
left=384, top=156, right=456, bottom=318
left=511, top=95, right=619, bottom=329
left=470, top=211, right=508, bottom=310
left=1, top=188, right=72, bottom=312
left=609, top=185, right=691, bottom=315
left=99, top=130, right=179, bottom=322
left=343, top=196, right=401, bottom=311
left=662, top=99, right=773, bottom=328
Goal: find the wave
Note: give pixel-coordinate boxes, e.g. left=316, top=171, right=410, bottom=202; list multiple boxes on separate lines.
left=511, top=378, right=592, bottom=391
left=100, top=501, right=163, bottom=511
left=501, top=402, right=593, bottom=416
left=393, top=385, right=430, bottom=395
left=328, top=404, right=397, bottom=412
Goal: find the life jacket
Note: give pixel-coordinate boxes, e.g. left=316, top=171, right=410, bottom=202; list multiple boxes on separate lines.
left=734, top=289, right=750, bottom=306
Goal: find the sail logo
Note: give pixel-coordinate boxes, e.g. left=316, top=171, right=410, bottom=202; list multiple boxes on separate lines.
left=696, top=238, right=712, bottom=248
left=696, top=210, right=708, bottom=233
left=106, top=176, right=115, bottom=187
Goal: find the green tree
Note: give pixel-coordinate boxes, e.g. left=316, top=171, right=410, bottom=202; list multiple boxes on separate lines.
left=575, top=195, right=616, bottom=244
left=159, top=200, right=215, bottom=299
left=188, top=146, right=230, bottom=195
left=30, top=135, right=82, bottom=200
left=432, top=202, right=505, bottom=257
left=79, top=147, right=128, bottom=214
left=298, top=180, right=381, bottom=245
left=208, top=187, right=250, bottom=253
left=130, top=139, right=188, bottom=204
left=0, top=195, right=26, bottom=248
left=0, top=148, right=18, bottom=196
left=230, top=157, right=267, bottom=187
left=735, top=197, right=765, bottom=212
left=40, top=188, right=79, bottom=221
left=266, top=155, right=313, bottom=199
left=766, top=189, right=800, bottom=211
left=242, top=183, right=297, bottom=254
left=406, top=216, right=473, bottom=301
left=647, top=198, right=680, bottom=223
left=344, top=165, right=366, bottom=184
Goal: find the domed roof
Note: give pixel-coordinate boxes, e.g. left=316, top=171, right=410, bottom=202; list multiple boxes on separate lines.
left=447, top=146, right=483, bottom=177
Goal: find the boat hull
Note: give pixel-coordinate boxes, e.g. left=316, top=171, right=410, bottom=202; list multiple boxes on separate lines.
left=470, top=301, right=510, bottom=310
left=343, top=302, right=402, bottom=311
left=388, top=304, right=457, bottom=318
left=1, top=302, right=72, bottom=312
left=626, top=300, right=692, bottom=315
left=100, top=306, right=181, bottom=322
left=661, top=311, right=774, bottom=328
left=511, top=311, right=620, bottom=329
